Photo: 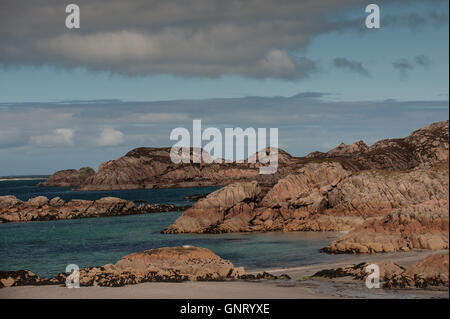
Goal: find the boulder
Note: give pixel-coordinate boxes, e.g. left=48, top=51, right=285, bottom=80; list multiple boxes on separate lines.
left=51, top=246, right=246, bottom=287
left=49, top=197, right=65, bottom=206
left=27, top=196, right=49, bottom=207
left=0, top=195, right=23, bottom=208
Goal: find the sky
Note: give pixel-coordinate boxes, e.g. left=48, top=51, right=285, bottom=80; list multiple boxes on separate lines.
left=0, top=0, right=448, bottom=175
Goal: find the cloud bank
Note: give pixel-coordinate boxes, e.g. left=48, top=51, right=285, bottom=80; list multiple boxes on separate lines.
left=0, top=0, right=446, bottom=79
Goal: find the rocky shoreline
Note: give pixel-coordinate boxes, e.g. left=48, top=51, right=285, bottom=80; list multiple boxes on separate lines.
left=1, top=246, right=447, bottom=293
left=0, top=195, right=189, bottom=223
left=308, top=252, right=449, bottom=289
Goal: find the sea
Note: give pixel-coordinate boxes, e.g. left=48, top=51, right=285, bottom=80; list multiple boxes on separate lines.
left=0, top=178, right=347, bottom=277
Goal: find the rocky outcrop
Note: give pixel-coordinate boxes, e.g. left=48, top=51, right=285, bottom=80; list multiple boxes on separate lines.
left=162, top=163, right=361, bottom=233
left=310, top=252, right=449, bottom=289
left=310, top=260, right=405, bottom=281
left=0, top=195, right=188, bottom=223
left=326, top=141, right=369, bottom=157
left=323, top=200, right=449, bottom=253
left=38, top=167, right=95, bottom=187
left=163, top=181, right=262, bottom=233
left=163, top=160, right=448, bottom=234
left=0, top=246, right=246, bottom=288
left=307, top=120, right=449, bottom=171
left=0, top=270, right=43, bottom=288
left=75, top=147, right=294, bottom=191
left=57, top=246, right=245, bottom=286
left=260, top=162, right=350, bottom=208
left=384, top=252, right=449, bottom=288
left=324, top=163, right=449, bottom=217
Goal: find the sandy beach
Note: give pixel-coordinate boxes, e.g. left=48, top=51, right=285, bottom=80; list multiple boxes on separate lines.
left=1, top=250, right=448, bottom=299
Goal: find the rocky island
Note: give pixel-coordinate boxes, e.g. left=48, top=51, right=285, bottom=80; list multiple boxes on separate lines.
left=0, top=195, right=188, bottom=223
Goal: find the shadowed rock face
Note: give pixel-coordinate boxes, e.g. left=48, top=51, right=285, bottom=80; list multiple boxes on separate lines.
left=0, top=196, right=187, bottom=223
left=40, top=121, right=449, bottom=190
left=310, top=252, right=449, bottom=289
left=37, top=167, right=95, bottom=187
left=0, top=246, right=246, bottom=288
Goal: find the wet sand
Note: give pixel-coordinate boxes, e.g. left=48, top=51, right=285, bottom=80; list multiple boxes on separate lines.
left=1, top=250, right=448, bottom=299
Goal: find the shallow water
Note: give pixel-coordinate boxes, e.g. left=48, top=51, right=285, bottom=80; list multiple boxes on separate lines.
left=0, top=179, right=343, bottom=278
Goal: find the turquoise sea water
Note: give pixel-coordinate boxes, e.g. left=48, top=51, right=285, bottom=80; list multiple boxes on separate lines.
left=0, top=179, right=342, bottom=277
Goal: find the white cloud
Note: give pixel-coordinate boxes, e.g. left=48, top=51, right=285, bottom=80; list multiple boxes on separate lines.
left=30, top=129, right=74, bottom=147
left=97, top=128, right=124, bottom=146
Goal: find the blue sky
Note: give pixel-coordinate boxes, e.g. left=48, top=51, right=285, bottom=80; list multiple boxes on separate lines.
left=0, top=0, right=448, bottom=175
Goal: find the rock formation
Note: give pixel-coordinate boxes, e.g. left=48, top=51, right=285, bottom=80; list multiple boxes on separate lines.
left=0, top=270, right=44, bottom=288
left=306, top=120, right=449, bottom=171
left=41, top=121, right=448, bottom=190
left=384, top=252, right=449, bottom=288
left=37, top=167, right=95, bottom=187
left=74, top=147, right=295, bottom=191
left=323, top=200, right=449, bottom=253
left=0, top=246, right=246, bottom=288
left=309, top=252, right=449, bottom=289
left=163, top=161, right=448, bottom=235
left=0, top=195, right=188, bottom=223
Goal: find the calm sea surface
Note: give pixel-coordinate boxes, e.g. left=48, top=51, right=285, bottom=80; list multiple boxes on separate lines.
left=0, top=179, right=344, bottom=277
